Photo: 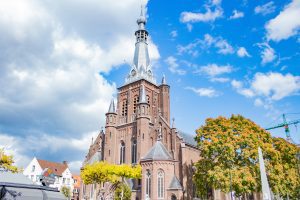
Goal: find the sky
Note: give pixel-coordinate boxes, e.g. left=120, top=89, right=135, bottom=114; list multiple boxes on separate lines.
left=0, top=0, right=299, bottom=173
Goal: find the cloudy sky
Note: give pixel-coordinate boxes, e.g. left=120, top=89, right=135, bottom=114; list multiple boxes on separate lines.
left=0, top=0, right=299, bottom=173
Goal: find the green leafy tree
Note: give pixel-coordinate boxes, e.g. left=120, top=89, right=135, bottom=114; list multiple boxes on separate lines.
left=194, top=115, right=300, bottom=199
left=0, top=148, right=19, bottom=173
left=61, top=186, right=71, bottom=199
left=114, top=183, right=131, bottom=200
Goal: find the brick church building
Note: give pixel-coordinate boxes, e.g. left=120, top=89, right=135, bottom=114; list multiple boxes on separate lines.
left=81, top=7, right=202, bottom=200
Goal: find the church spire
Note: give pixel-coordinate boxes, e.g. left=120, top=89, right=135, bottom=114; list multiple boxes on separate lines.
left=125, top=5, right=156, bottom=85
left=107, top=98, right=116, bottom=113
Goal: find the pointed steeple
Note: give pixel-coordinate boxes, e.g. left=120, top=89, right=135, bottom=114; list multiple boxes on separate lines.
left=108, top=98, right=116, bottom=113
left=125, top=5, right=156, bottom=85
left=161, top=74, right=166, bottom=85
left=139, top=85, right=147, bottom=104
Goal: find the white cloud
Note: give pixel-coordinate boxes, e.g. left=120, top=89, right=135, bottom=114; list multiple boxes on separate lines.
left=254, top=98, right=264, bottom=107
left=177, top=34, right=234, bottom=56
left=215, top=38, right=234, bottom=54
left=237, top=47, right=251, bottom=57
left=210, top=77, right=230, bottom=83
left=231, top=79, right=243, bottom=89
left=180, top=0, right=223, bottom=23
left=254, top=1, right=276, bottom=16
left=231, top=80, right=255, bottom=98
left=165, top=56, right=186, bottom=75
left=232, top=72, right=300, bottom=101
left=195, top=64, right=233, bottom=77
left=257, top=43, right=276, bottom=64
left=187, top=24, right=193, bottom=32
left=0, top=0, right=160, bottom=172
left=180, top=9, right=223, bottom=23
left=251, top=72, right=300, bottom=100
left=0, top=131, right=98, bottom=172
left=265, top=0, right=300, bottom=41
left=186, top=87, right=220, bottom=97
left=170, top=30, right=178, bottom=38
left=229, top=10, right=244, bottom=20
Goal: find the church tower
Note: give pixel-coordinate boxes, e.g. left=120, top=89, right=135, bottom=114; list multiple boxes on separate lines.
left=82, top=5, right=203, bottom=200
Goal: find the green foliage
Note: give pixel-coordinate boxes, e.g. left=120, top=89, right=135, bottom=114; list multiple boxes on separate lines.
left=194, top=115, right=300, bottom=198
left=80, top=161, right=142, bottom=185
left=61, top=186, right=71, bottom=198
left=0, top=148, right=19, bottom=173
left=114, top=183, right=132, bottom=200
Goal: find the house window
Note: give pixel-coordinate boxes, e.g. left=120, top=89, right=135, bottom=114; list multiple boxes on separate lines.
left=67, top=178, right=70, bottom=185
left=31, top=165, right=35, bottom=172
left=157, top=170, right=164, bottom=199
left=63, top=178, right=66, bottom=184
left=120, top=141, right=125, bottom=164
left=131, top=140, right=137, bottom=164
left=145, top=170, right=151, bottom=199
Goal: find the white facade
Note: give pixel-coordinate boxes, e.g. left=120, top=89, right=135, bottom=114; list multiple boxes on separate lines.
left=23, top=157, right=74, bottom=192
left=23, top=157, right=44, bottom=183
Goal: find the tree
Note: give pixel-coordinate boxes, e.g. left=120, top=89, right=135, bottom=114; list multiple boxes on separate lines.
left=194, top=115, right=300, bottom=199
left=114, top=183, right=131, bottom=200
left=0, top=148, right=19, bottom=173
left=81, top=162, right=142, bottom=185
left=81, top=161, right=142, bottom=199
left=61, top=186, right=71, bottom=199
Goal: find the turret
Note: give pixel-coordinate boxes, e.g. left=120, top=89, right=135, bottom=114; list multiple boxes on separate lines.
left=159, top=75, right=170, bottom=123
left=106, top=99, right=117, bottom=127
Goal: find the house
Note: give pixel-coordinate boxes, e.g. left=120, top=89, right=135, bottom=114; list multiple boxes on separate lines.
left=23, top=157, right=74, bottom=192
left=72, top=175, right=81, bottom=200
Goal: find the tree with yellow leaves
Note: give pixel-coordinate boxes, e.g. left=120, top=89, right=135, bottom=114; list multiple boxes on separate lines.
left=194, top=115, right=300, bottom=199
left=81, top=161, right=142, bottom=199
left=0, top=148, right=19, bottom=173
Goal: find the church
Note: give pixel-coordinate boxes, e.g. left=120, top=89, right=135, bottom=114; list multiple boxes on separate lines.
left=81, top=7, right=201, bottom=200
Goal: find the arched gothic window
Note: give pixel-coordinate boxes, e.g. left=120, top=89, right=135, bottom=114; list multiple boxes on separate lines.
left=131, top=139, right=137, bottom=164
left=145, top=170, right=151, bottom=199
left=157, top=169, right=164, bottom=199
left=120, top=141, right=125, bottom=164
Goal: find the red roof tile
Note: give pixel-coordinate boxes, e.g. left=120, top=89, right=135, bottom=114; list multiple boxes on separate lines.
left=37, top=159, right=68, bottom=176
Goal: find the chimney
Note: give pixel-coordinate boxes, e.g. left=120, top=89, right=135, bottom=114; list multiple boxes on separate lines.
left=63, top=161, right=68, bottom=165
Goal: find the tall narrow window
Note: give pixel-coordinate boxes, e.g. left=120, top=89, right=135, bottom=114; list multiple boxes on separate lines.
left=131, top=140, right=137, bottom=164
left=133, top=96, right=139, bottom=113
left=146, top=170, right=151, bottom=199
left=122, top=100, right=128, bottom=116
left=157, top=170, right=164, bottom=199
left=120, top=141, right=125, bottom=164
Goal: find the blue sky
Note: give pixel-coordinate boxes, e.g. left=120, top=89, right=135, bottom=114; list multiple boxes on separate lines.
left=0, top=0, right=299, bottom=173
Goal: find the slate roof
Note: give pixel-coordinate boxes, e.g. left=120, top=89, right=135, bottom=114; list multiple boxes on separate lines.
left=177, top=130, right=197, bottom=147
left=37, top=159, right=68, bottom=176
left=0, top=170, right=66, bottom=199
left=168, top=176, right=182, bottom=190
left=141, top=141, right=173, bottom=161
